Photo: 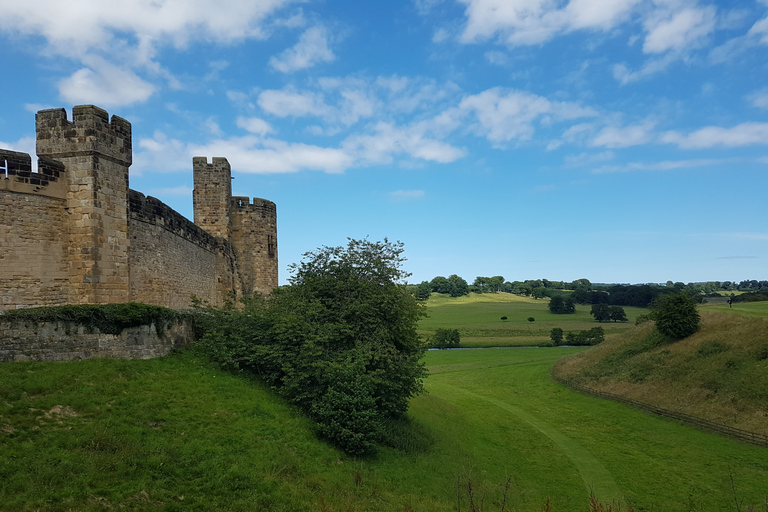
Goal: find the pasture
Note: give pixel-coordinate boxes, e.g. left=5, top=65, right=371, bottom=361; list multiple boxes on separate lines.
left=418, top=292, right=646, bottom=346
left=2, top=347, right=767, bottom=510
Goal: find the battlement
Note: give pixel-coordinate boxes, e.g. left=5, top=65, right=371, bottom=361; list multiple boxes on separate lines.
left=0, top=149, right=67, bottom=199
left=231, top=196, right=277, bottom=216
left=36, top=105, right=132, bottom=165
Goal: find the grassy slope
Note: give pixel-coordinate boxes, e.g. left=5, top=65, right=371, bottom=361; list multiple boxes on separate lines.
left=3, top=348, right=768, bottom=511
left=553, top=303, right=768, bottom=435
left=419, top=292, right=644, bottom=347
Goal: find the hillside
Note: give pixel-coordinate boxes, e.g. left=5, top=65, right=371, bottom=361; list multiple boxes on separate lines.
left=552, top=307, right=768, bottom=435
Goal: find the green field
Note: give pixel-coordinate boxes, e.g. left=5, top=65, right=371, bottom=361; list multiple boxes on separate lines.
left=2, top=347, right=767, bottom=511
left=419, top=293, right=647, bottom=346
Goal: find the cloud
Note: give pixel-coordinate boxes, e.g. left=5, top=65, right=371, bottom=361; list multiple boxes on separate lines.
left=0, top=0, right=296, bottom=54
left=591, top=158, right=726, bottom=174
left=662, top=123, right=768, bottom=149
left=236, top=117, right=274, bottom=136
left=590, top=121, right=655, bottom=148
left=58, top=57, right=155, bottom=107
left=747, top=88, right=768, bottom=109
left=642, top=6, right=716, bottom=54
left=269, top=26, right=335, bottom=73
left=258, top=88, right=331, bottom=119
left=0, top=0, right=298, bottom=106
left=457, top=0, right=640, bottom=46
left=458, top=88, right=597, bottom=144
left=389, top=190, right=425, bottom=201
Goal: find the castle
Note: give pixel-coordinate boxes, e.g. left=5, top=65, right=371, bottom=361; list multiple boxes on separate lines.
left=0, top=105, right=277, bottom=311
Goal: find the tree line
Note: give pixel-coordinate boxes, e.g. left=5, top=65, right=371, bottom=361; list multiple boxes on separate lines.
left=409, top=275, right=768, bottom=307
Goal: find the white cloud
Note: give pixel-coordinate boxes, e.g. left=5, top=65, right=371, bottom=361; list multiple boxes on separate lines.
left=591, top=158, right=724, bottom=174
left=642, top=6, right=716, bottom=54
left=0, top=0, right=296, bottom=55
left=269, top=26, right=335, bottom=73
left=747, top=89, right=768, bottom=109
left=458, top=88, right=597, bottom=144
left=258, top=88, right=330, bottom=119
left=58, top=56, right=155, bottom=107
left=342, top=121, right=466, bottom=165
left=457, top=0, right=640, bottom=45
left=0, top=0, right=298, bottom=107
left=236, top=117, right=274, bottom=136
left=591, top=121, right=656, bottom=148
left=662, top=123, right=768, bottom=149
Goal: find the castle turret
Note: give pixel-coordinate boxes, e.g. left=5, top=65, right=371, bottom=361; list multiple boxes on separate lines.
left=36, top=106, right=132, bottom=305
left=230, top=196, right=278, bottom=296
left=193, top=156, right=278, bottom=296
left=193, top=157, right=232, bottom=239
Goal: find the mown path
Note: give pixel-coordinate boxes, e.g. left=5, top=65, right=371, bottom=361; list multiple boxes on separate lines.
left=440, top=383, right=621, bottom=499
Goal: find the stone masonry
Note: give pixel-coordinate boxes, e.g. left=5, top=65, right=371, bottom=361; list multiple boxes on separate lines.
left=0, top=105, right=278, bottom=311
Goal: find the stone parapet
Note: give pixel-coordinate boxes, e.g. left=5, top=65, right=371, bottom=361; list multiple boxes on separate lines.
left=0, top=318, right=194, bottom=361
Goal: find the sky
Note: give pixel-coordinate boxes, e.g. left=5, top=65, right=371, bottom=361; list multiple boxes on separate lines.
left=0, top=0, right=766, bottom=286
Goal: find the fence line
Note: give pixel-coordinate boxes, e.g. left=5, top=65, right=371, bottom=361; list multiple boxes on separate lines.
left=552, top=375, right=768, bottom=448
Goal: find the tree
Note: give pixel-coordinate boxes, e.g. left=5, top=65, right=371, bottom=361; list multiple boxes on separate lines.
left=431, top=328, right=460, bottom=349
left=550, top=327, right=564, bottom=345
left=590, top=303, right=611, bottom=322
left=549, top=295, right=576, bottom=314
left=527, top=317, right=535, bottom=323
left=652, top=292, right=700, bottom=339
left=531, top=287, right=546, bottom=299
left=609, top=306, right=628, bottom=322
left=414, top=281, right=432, bottom=300
left=447, top=274, right=470, bottom=297
left=259, top=238, right=427, bottom=454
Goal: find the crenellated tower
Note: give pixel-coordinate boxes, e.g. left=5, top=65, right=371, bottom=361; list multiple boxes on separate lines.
left=36, top=106, right=132, bottom=305
left=193, top=157, right=278, bottom=297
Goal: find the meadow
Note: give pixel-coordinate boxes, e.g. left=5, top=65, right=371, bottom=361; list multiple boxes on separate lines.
left=418, top=292, right=646, bottom=347
left=2, top=346, right=767, bottom=510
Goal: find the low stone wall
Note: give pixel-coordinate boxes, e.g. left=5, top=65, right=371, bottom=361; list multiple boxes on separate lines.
left=0, top=319, right=194, bottom=362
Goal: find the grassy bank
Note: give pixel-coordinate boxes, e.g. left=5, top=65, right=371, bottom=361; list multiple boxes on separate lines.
left=553, top=310, right=768, bottom=435
left=2, top=348, right=767, bottom=510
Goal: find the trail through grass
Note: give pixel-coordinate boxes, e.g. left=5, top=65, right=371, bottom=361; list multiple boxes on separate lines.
left=438, top=383, right=621, bottom=499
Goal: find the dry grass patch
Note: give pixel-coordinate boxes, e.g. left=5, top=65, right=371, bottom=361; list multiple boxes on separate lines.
left=553, top=312, right=768, bottom=434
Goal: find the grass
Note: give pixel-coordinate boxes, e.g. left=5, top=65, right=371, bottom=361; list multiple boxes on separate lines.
left=419, top=293, right=646, bottom=347
left=2, top=348, right=768, bottom=511
left=553, top=310, right=768, bottom=435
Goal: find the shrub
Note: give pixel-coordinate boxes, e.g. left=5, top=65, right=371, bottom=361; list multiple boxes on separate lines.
left=550, top=327, right=564, bottom=345
left=652, top=293, right=700, bottom=339
left=431, top=328, right=461, bottom=349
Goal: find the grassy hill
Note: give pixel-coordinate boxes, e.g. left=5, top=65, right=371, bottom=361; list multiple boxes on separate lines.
left=553, top=303, right=768, bottom=435
left=418, top=292, right=644, bottom=347
left=3, top=348, right=768, bottom=511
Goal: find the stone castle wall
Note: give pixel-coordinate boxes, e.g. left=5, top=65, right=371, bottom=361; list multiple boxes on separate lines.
left=0, top=105, right=277, bottom=312
left=0, top=318, right=194, bottom=362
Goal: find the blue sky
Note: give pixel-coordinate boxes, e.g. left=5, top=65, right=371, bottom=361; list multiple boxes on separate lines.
left=1, top=0, right=766, bottom=285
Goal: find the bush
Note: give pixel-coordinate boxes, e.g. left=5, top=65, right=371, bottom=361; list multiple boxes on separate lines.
left=550, top=327, right=564, bottom=345
left=652, top=293, right=700, bottom=339
left=431, top=328, right=460, bottom=349
left=0, top=303, right=182, bottom=336
left=564, top=326, right=604, bottom=346
left=194, top=238, right=428, bottom=456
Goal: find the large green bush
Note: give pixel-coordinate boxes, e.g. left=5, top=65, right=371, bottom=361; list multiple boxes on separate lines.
left=194, top=238, right=428, bottom=456
left=652, top=293, right=700, bottom=339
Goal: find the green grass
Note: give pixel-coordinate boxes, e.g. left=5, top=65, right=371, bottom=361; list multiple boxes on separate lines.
left=700, top=298, right=768, bottom=317
left=554, top=310, right=768, bottom=436
left=419, top=293, right=646, bottom=347
left=2, top=348, right=767, bottom=511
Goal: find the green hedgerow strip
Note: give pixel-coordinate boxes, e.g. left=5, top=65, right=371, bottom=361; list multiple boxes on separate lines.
left=0, top=303, right=186, bottom=336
